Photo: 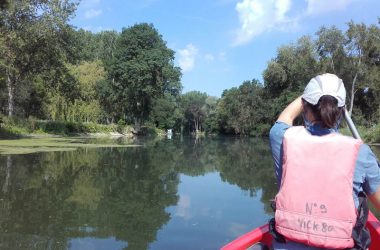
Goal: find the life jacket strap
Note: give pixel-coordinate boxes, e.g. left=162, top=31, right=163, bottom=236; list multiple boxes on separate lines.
left=269, top=201, right=286, bottom=243
left=345, top=191, right=371, bottom=250
left=269, top=218, right=286, bottom=243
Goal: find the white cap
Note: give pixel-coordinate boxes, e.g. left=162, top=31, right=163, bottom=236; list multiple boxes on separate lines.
left=303, top=73, right=346, bottom=107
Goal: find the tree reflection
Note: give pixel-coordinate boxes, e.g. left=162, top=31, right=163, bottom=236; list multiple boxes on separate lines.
left=0, top=136, right=281, bottom=249
left=217, top=138, right=277, bottom=213
left=0, top=146, right=180, bottom=250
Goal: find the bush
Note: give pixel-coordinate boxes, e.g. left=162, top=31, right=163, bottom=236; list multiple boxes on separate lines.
left=42, top=121, right=69, bottom=134
left=250, top=123, right=271, bottom=137
left=0, top=127, right=21, bottom=138
left=120, top=125, right=134, bottom=135
left=0, top=115, right=31, bottom=135
left=363, top=124, right=380, bottom=144
left=116, top=119, right=127, bottom=133
left=0, top=115, right=158, bottom=137
left=83, top=122, right=117, bottom=133
left=27, top=116, right=38, bottom=131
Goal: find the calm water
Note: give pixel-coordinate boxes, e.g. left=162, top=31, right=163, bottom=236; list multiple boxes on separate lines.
left=0, top=136, right=378, bottom=250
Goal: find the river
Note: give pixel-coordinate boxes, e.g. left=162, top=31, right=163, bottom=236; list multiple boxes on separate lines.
left=0, top=136, right=378, bottom=250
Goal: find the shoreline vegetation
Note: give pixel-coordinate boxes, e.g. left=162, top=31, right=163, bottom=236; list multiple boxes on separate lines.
left=1, top=122, right=378, bottom=156
left=0, top=137, right=142, bottom=155
left=0, top=2, right=379, bottom=146
left=1, top=116, right=379, bottom=143
left=0, top=116, right=167, bottom=139
left=340, top=125, right=380, bottom=145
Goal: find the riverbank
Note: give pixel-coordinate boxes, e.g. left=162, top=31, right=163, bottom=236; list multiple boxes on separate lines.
left=0, top=116, right=166, bottom=139
left=340, top=124, right=380, bottom=144
left=0, top=137, right=143, bottom=155
left=1, top=116, right=379, bottom=144
left=363, top=124, right=380, bottom=144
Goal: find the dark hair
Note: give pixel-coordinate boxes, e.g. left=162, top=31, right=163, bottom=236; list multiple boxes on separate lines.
left=303, top=95, right=344, bottom=128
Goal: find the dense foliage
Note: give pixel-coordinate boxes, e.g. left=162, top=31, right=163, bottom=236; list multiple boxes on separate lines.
left=216, top=22, right=380, bottom=137
left=0, top=0, right=379, bottom=138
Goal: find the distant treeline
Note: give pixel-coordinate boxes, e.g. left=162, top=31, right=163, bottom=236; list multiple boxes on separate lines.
left=0, top=1, right=379, bottom=136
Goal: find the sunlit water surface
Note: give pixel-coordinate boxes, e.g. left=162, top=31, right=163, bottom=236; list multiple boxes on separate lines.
left=0, top=136, right=378, bottom=250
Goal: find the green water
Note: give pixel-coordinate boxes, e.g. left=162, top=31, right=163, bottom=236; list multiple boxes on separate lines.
left=0, top=136, right=378, bottom=250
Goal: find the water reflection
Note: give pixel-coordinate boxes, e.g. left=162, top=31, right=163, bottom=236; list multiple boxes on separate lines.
left=0, top=137, right=284, bottom=249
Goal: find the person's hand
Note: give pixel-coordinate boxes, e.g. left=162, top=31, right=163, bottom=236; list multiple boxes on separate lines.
left=277, top=96, right=303, bottom=126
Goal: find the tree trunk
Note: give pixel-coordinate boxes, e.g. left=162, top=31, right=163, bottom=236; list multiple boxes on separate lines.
left=6, top=70, right=14, bottom=117
left=349, top=72, right=358, bottom=116
left=134, top=117, right=141, bottom=134
left=331, top=57, right=335, bottom=73
left=349, top=51, right=362, bottom=117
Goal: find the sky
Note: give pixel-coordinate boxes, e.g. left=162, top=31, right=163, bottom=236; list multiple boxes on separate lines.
left=70, top=0, right=380, bottom=97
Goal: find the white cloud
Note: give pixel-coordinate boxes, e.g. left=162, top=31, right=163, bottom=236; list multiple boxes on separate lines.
left=84, top=8, right=102, bottom=19
left=175, top=195, right=192, bottom=220
left=83, top=26, right=112, bottom=33
left=204, top=53, right=215, bottom=62
left=141, top=0, right=159, bottom=8
left=306, top=0, right=355, bottom=16
left=82, top=0, right=101, bottom=8
left=81, top=0, right=102, bottom=19
left=218, top=52, right=226, bottom=61
left=234, top=0, right=295, bottom=46
left=178, top=44, right=198, bottom=72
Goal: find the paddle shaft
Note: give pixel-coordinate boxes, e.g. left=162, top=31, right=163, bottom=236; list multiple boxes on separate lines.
left=344, top=109, right=361, bottom=140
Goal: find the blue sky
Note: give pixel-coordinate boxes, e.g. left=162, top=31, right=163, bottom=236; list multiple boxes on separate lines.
left=71, top=0, right=380, bottom=97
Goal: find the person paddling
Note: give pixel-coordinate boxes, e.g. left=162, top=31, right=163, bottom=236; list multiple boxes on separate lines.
left=269, top=73, right=380, bottom=250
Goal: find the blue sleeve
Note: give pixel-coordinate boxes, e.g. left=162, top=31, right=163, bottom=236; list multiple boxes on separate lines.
left=269, top=121, right=290, bottom=188
left=354, top=144, right=380, bottom=196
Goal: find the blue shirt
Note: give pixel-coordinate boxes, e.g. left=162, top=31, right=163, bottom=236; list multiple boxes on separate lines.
left=269, top=121, right=380, bottom=250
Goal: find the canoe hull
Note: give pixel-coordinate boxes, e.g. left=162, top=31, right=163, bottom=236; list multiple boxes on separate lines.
left=221, top=211, right=380, bottom=250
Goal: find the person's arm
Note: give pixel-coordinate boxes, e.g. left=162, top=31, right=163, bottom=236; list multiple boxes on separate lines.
left=277, top=96, right=303, bottom=126
left=358, top=145, right=380, bottom=210
left=369, top=188, right=380, bottom=210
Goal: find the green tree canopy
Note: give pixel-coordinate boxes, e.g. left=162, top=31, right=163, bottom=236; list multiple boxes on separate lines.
left=107, top=23, right=182, bottom=131
left=0, top=0, right=77, bottom=116
left=180, top=91, right=208, bottom=133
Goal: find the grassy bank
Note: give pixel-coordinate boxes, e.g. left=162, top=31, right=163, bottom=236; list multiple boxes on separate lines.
left=363, top=124, right=380, bottom=144
left=339, top=124, right=380, bottom=144
left=0, top=137, right=142, bottom=155
left=0, top=116, right=165, bottom=138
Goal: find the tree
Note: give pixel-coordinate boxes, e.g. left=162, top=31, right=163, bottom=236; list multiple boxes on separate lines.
left=107, top=23, right=181, bottom=132
left=180, top=91, right=208, bottom=133
left=316, top=26, right=345, bottom=74
left=150, top=95, right=179, bottom=130
left=66, top=60, right=106, bottom=122
left=202, top=96, right=219, bottom=133
left=217, top=87, right=239, bottom=134
left=216, top=80, right=269, bottom=136
left=343, top=21, right=380, bottom=117
left=71, top=29, right=119, bottom=63
left=263, top=36, right=320, bottom=119
left=0, top=0, right=8, bottom=9
left=0, top=0, right=77, bottom=116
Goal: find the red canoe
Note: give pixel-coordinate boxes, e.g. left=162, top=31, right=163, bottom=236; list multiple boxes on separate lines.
left=221, top=211, right=380, bottom=250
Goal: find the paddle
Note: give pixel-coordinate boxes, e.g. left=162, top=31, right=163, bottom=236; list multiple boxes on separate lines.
left=344, top=109, right=361, bottom=140
left=344, top=108, right=380, bottom=250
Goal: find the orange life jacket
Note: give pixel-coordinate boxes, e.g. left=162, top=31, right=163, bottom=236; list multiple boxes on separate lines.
left=275, top=126, right=362, bottom=249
